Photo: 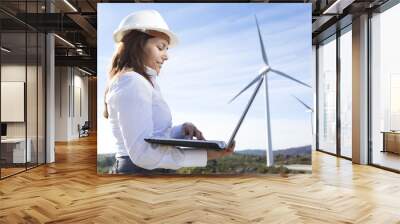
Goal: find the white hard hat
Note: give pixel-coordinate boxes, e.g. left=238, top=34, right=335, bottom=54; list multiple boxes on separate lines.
left=113, top=10, right=178, bottom=48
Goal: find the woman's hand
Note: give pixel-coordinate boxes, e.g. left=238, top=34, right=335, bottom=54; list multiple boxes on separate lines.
left=182, top=122, right=205, bottom=140
left=207, top=141, right=235, bottom=160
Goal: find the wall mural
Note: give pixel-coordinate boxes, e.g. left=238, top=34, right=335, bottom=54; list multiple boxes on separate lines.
left=97, top=3, right=313, bottom=175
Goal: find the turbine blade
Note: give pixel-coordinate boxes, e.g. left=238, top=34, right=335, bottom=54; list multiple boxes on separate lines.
left=229, top=74, right=263, bottom=103
left=292, top=95, right=313, bottom=111
left=255, top=15, right=269, bottom=65
left=270, top=69, right=311, bottom=88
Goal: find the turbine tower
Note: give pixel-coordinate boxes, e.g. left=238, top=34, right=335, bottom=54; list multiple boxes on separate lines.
left=229, top=16, right=311, bottom=167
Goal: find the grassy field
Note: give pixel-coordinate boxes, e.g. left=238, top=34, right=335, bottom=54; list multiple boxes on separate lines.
left=98, top=148, right=311, bottom=175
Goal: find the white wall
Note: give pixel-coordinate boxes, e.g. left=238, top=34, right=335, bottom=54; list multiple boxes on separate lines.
left=55, top=67, right=89, bottom=141
left=55, top=66, right=68, bottom=141
left=74, top=73, right=89, bottom=135
left=1, top=65, right=35, bottom=138
left=1, top=65, right=26, bottom=134
left=1, top=63, right=46, bottom=163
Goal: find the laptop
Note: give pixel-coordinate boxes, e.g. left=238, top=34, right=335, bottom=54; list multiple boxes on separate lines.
left=144, top=78, right=264, bottom=150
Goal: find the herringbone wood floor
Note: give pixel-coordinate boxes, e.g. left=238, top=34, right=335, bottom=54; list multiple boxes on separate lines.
left=1, top=134, right=400, bottom=223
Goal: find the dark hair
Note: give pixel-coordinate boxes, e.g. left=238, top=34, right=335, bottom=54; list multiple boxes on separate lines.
left=104, top=30, right=154, bottom=119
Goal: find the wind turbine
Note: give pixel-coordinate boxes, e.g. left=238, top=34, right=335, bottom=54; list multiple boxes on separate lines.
left=292, top=95, right=314, bottom=135
left=228, top=15, right=311, bottom=167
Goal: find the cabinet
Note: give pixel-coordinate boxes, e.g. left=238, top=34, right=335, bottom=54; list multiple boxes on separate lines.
left=0, top=138, right=31, bottom=165
left=382, top=132, right=400, bottom=154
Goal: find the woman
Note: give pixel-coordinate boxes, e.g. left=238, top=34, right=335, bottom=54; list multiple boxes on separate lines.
left=104, top=10, right=235, bottom=174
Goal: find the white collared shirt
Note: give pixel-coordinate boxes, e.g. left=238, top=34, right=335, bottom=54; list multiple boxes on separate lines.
left=105, top=68, right=207, bottom=170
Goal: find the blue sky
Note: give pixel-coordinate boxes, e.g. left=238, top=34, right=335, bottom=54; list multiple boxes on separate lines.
left=97, top=3, right=312, bottom=154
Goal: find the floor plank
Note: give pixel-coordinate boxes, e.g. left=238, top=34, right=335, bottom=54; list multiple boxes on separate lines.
left=0, top=134, right=399, bottom=223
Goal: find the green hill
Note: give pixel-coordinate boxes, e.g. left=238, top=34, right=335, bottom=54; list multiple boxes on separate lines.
left=97, top=146, right=311, bottom=175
